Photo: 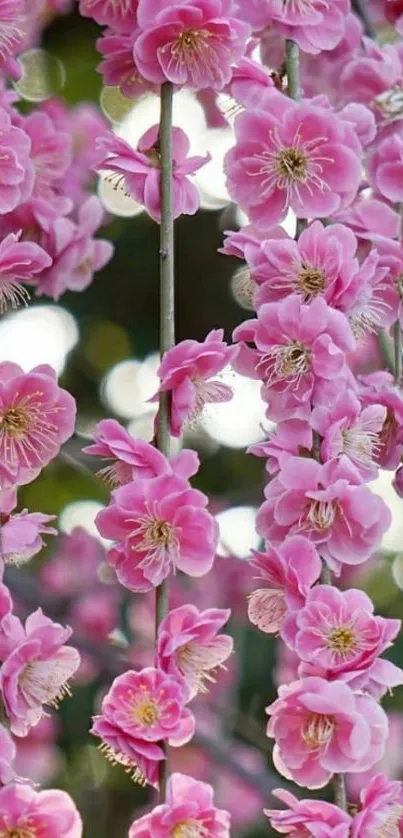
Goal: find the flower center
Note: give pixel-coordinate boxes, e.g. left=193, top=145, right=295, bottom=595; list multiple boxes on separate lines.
left=171, top=821, right=207, bottom=838
left=0, top=407, right=34, bottom=438
left=374, top=84, right=403, bottom=119
left=260, top=341, right=311, bottom=387
left=96, top=461, right=133, bottom=488
left=342, top=427, right=380, bottom=468
left=296, top=265, right=326, bottom=300
left=376, top=804, right=403, bottom=837
left=276, top=147, right=308, bottom=182
left=131, top=690, right=160, bottom=727
left=176, top=641, right=225, bottom=693
left=20, top=659, right=73, bottom=708
left=326, top=626, right=357, bottom=657
left=165, top=27, right=221, bottom=85
left=306, top=499, right=336, bottom=531
left=143, top=146, right=161, bottom=168
left=98, top=741, right=147, bottom=786
left=302, top=713, right=335, bottom=750
left=0, top=277, right=31, bottom=314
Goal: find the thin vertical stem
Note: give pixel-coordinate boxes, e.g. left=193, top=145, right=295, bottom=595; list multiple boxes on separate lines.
left=285, top=39, right=301, bottom=102
left=333, top=772, right=347, bottom=811
left=394, top=320, right=402, bottom=388
left=156, top=80, right=175, bottom=800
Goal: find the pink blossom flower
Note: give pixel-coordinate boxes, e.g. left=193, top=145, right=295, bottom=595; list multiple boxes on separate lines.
left=334, top=249, right=394, bottom=340
left=247, top=536, right=321, bottom=635
left=0, top=508, right=56, bottom=568
left=0, top=609, right=80, bottom=736
left=83, top=419, right=199, bottom=486
left=0, top=724, right=16, bottom=786
left=283, top=585, right=401, bottom=682
left=233, top=296, right=354, bottom=421
left=237, top=0, right=349, bottom=54
left=21, top=111, right=72, bottom=209
left=0, top=107, right=34, bottom=213
left=224, top=92, right=362, bottom=229
left=0, top=784, right=82, bottom=838
left=0, top=1, right=25, bottom=79
left=226, top=57, right=274, bottom=109
left=34, top=196, right=113, bottom=300
left=248, top=419, right=313, bottom=475
left=0, top=584, right=24, bottom=661
left=311, top=390, right=386, bottom=480
left=97, top=126, right=209, bottom=223
left=91, top=714, right=164, bottom=787
left=335, top=196, right=400, bottom=245
left=265, top=788, right=351, bottom=837
left=96, top=473, right=218, bottom=591
left=93, top=667, right=194, bottom=751
left=266, top=677, right=388, bottom=789
left=97, top=30, right=158, bottom=99
left=153, top=329, right=237, bottom=436
left=351, top=774, right=403, bottom=837
left=129, top=772, right=230, bottom=837
left=134, top=0, right=250, bottom=90
left=257, top=456, right=391, bottom=574
left=157, top=604, right=233, bottom=698
left=79, top=0, right=138, bottom=29
left=340, top=37, right=403, bottom=122
left=358, top=370, right=403, bottom=468
left=0, top=231, right=52, bottom=314
left=367, top=132, right=403, bottom=203
left=0, top=362, right=76, bottom=489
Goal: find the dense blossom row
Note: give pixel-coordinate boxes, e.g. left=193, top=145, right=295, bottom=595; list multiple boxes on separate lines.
left=0, top=0, right=403, bottom=836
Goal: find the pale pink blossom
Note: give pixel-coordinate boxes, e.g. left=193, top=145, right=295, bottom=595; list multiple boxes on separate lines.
left=157, top=604, right=233, bottom=698
left=78, top=0, right=138, bottom=30
left=340, top=37, right=403, bottom=122
left=237, top=0, right=349, bottom=54
left=153, top=329, right=237, bottom=436
left=0, top=785, right=82, bottom=837
left=335, top=196, right=400, bottom=245
left=21, top=111, right=72, bottom=209
left=226, top=57, right=274, bottom=108
left=91, top=712, right=163, bottom=786
left=247, top=536, right=321, bottom=635
left=248, top=220, right=360, bottom=309
left=93, top=668, right=194, bottom=753
left=311, top=389, right=386, bottom=480
left=0, top=107, right=34, bottom=213
left=34, top=196, right=113, bottom=300
left=97, top=30, right=157, bottom=100
left=0, top=725, right=16, bottom=786
left=248, top=419, right=313, bottom=475
left=367, top=132, right=403, bottom=203
left=0, top=1, right=25, bottom=79
left=233, top=296, right=354, bottom=421
left=0, top=231, right=52, bottom=314
left=351, top=774, right=403, bottom=837
left=282, top=585, right=401, bottom=682
left=267, top=677, right=388, bottom=788
left=257, top=455, right=391, bottom=574
left=83, top=419, right=199, bottom=486
left=0, top=362, right=76, bottom=489
left=334, top=249, right=394, bottom=340
left=96, top=126, right=209, bottom=222
left=129, top=772, right=230, bottom=837
left=0, top=583, right=24, bottom=661
left=358, top=370, right=403, bottom=468
left=0, top=508, right=56, bottom=568
left=0, top=610, right=80, bottom=737
left=96, top=473, right=218, bottom=591
left=265, top=788, right=351, bottom=837
left=134, top=0, right=250, bottom=90
left=225, top=92, right=362, bottom=229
